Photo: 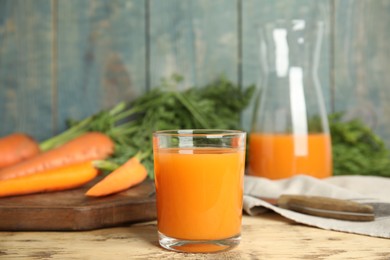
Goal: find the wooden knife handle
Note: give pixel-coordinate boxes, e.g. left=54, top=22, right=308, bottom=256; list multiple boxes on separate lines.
left=277, top=195, right=375, bottom=221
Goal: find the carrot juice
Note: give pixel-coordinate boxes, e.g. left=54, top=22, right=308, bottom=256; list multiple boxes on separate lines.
left=249, top=133, right=332, bottom=179
left=154, top=147, right=245, bottom=240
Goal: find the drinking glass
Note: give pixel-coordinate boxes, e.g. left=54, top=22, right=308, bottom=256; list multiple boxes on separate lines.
left=153, top=129, right=246, bottom=253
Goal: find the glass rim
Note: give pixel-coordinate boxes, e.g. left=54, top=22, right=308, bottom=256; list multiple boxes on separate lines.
left=153, top=129, right=246, bottom=137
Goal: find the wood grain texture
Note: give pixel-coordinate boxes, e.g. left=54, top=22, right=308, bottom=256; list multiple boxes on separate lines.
left=1, top=213, right=389, bottom=259
left=333, top=0, right=390, bottom=147
left=0, top=0, right=54, bottom=141
left=149, top=0, right=238, bottom=90
left=0, top=179, right=156, bottom=231
left=1, top=0, right=390, bottom=149
left=241, top=0, right=332, bottom=131
left=56, top=0, right=146, bottom=134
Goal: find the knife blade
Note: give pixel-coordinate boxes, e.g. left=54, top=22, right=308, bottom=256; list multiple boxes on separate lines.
left=256, top=194, right=375, bottom=221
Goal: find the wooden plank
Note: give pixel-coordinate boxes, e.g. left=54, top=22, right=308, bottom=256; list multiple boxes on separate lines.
left=149, top=0, right=238, bottom=90
left=0, top=179, right=156, bottom=231
left=241, top=0, right=332, bottom=131
left=333, top=0, right=390, bottom=147
left=56, top=0, right=146, bottom=133
left=0, top=0, right=54, bottom=141
left=1, top=214, right=390, bottom=259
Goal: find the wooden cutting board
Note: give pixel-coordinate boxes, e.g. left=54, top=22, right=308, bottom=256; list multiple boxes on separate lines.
left=0, top=178, right=156, bottom=231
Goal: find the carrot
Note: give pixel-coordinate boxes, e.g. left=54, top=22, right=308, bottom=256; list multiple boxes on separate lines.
left=0, top=132, right=114, bottom=181
left=0, top=133, right=40, bottom=169
left=0, top=161, right=98, bottom=198
left=86, top=156, right=147, bottom=197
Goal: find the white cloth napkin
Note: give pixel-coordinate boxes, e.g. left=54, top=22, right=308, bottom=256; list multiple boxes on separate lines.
left=243, top=175, right=390, bottom=238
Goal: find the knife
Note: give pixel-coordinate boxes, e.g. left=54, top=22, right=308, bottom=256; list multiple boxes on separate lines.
left=256, top=194, right=375, bottom=221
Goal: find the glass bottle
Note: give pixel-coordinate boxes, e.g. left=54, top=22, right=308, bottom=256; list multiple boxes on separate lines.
left=249, top=19, right=332, bottom=179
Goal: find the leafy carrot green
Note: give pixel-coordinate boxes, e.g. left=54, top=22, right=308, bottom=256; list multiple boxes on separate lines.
left=329, top=113, right=390, bottom=177
left=44, top=75, right=255, bottom=179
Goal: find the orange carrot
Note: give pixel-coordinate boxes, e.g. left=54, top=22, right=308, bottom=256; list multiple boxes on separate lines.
left=0, top=133, right=40, bottom=169
left=0, top=161, right=98, bottom=198
left=0, top=132, right=114, bottom=181
left=86, top=156, right=147, bottom=197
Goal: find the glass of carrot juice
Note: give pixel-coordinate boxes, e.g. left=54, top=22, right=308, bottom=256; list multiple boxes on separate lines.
left=153, top=129, right=246, bottom=253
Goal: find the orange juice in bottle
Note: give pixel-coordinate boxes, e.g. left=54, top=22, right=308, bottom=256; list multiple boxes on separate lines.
left=249, top=133, right=332, bottom=179
left=249, top=19, right=332, bottom=179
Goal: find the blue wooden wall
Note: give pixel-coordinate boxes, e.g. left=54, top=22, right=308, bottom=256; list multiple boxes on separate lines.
left=0, top=0, right=389, bottom=146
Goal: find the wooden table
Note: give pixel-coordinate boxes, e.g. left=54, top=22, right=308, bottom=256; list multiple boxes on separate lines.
left=1, top=213, right=389, bottom=259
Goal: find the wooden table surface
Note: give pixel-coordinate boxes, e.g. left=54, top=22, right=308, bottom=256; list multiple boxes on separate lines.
left=1, top=213, right=389, bottom=259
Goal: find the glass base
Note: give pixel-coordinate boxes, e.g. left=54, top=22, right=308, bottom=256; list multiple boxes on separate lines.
left=158, top=231, right=241, bottom=253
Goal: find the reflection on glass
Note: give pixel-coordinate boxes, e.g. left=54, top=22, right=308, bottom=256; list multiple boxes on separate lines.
left=249, top=19, right=332, bottom=180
